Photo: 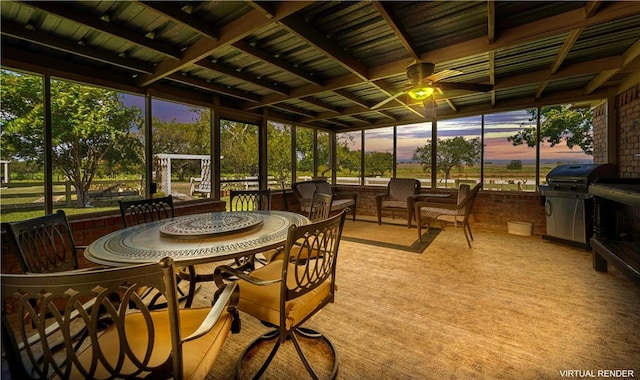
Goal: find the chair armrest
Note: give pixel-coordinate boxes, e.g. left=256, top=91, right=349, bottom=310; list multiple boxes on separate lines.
left=183, top=281, right=240, bottom=342
left=412, top=193, right=453, bottom=201
left=415, top=200, right=459, bottom=210
left=214, top=264, right=283, bottom=288
left=375, top=193, right=389, bottom=201
left=333, top=190, right=357, bottom=201
left=413, top=194, right=456, bottom=204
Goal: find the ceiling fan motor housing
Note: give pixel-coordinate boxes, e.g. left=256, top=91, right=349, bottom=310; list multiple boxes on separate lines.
left=406, top=62, right=435, bottom=84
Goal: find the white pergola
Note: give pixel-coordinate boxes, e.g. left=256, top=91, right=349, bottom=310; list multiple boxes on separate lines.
left=154, top=154, right=210, bottom=197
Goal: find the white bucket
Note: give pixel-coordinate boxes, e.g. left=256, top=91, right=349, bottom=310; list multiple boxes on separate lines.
left=507, top=221, right=533, bottom=236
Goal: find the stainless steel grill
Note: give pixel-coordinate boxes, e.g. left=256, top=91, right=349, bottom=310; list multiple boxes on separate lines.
left=539, top=164, right=616, bottom=247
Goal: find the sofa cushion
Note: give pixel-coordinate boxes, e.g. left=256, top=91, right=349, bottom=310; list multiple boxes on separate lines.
left=314, top=181, right=333, bottom=195
left=331, top=198, right=354, bottom=211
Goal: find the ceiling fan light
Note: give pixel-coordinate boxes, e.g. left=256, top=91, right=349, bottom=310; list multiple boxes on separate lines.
left=408, top=86, right=434, bottom=100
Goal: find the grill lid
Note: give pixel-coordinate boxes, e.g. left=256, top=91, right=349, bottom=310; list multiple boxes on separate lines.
left=545, top=163, right=616, bottom=187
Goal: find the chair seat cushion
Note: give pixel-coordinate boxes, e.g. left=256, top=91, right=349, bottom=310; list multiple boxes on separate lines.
left=301, top=198, right=354, bottom=213
left=419, top=207, right=461, bottom=220
left=237, top=262, right=331, bottom=330
left=381, top=200, right=408, bottom=209
left=330, top=198, right=354, bottom=211
left=74, top=308, right=232, bottom=380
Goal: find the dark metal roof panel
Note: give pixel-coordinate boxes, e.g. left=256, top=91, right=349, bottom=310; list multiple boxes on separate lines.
left=494, top=1, right=587, bottom=30
left=393, top=1, right=488, bottom=53
left=494, top=34, right=567, bottom=77
left=568, top=15, right=640, bottom=64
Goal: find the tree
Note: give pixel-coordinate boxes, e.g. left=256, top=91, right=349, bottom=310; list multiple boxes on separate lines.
left=364, top=151, right=393, bottom=176
left=220, top=120, right=258, bottom=177
left=295, top=127, right=314, bottom=175
left=508, top=105, right=593, bottom=155
left=336, top=134, right=360, bottom=175
left=506, top=160, right=523, bottom=170
left=1, top=71, right=142, bottom=207
left=413, top=137, right=481, bottom=183
left=267, top=122, right=292, bottom=187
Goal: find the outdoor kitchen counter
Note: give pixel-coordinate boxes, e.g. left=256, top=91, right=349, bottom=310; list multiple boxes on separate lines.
left=589, top=182, right=640, bottom=208
left=589, top=179, right=640, bottom=287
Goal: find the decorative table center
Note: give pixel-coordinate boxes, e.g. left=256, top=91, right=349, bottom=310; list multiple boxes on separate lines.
left=159, top=212, right=264, bottom=239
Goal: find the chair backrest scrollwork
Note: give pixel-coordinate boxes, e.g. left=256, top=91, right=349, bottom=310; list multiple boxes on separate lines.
left=118, top=195, right=175, bottom=227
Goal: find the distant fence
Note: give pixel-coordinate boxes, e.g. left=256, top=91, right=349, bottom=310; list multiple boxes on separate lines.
left=0, top=179, right=142, bottom=211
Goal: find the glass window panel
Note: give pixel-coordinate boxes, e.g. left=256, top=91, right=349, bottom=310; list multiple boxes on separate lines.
left=317, top=130, right=331, bottom=180
left=336, top=131, right=362, bottom=185
left=485, top=111, right=535, bottom=191
left=47, top=79, right=144, bottom=215
left=152, top=99, right=209, bottom=201
left=296, top=126, right=314, bottom=182
left=364, top=127, right=394, bottom=187
left=398, top=122, right=431, bottom=188
left=220, top=119, right=258, bottom=196
left=435, top=116, right=482, bottom=190
left=537, top=105, right=594, bottom=184
left=267, top=121, right=293, bottom=189
left=0, top=70, right=45, bottom=222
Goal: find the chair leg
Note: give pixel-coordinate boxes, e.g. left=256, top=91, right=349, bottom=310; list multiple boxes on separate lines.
left=236, top=327, right=338, bottom=379
left=291, top=328, right=338, bottom=380
left=184, top=265, right=198, bottom=308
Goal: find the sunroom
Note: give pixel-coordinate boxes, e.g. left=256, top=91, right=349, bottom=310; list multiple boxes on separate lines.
left=1, top=1, right=639, bottom=378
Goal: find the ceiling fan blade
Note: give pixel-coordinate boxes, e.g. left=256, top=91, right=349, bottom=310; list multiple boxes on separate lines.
left=438, top=81, right=493, bottom=92
left=371, top=90, right=406, bottom=110
left=425, top=69, right=463, bottom=83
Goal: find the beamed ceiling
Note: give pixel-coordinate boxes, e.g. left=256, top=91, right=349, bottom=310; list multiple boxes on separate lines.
left=2, top=1, right=640, bottom=131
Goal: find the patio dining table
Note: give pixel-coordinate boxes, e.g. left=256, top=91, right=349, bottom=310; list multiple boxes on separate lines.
left=84, top=210, right=310, bottom=267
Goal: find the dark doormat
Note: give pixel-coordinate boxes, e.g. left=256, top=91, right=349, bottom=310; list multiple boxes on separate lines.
left=341, top=220, right=441, bottom=253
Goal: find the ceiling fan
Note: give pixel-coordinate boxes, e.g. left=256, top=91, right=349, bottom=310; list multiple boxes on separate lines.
left=371, top=62, right=493, bottom=110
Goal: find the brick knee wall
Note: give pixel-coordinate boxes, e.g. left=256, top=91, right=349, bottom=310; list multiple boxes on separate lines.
left=332, top=185, right=546, bottom=235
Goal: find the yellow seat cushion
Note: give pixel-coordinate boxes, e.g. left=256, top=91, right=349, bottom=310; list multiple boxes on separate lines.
left=262, top=245, right=309, bottom=263
left=237, top=261, right=331, bottom=330
left=72, top=308, right=232, bottom=380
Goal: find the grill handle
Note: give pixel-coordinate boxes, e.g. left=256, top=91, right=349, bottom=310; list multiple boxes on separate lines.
left=545, top=198, right=552, bottom=216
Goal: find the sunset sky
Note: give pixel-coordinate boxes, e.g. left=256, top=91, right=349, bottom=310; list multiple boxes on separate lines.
left=124, top=95, right=592, bottom=163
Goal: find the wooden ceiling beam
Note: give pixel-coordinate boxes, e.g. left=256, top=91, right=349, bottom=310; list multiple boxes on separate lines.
left=21, top=1, right=182, bottom=59
left=137, top=1, right=311, bottom=87
left=247, top=1, right=275, bottom=19
left=272, top=103, right=318, bottom=118
left=373, top=1, right=419, bottom=60
left=550, top=28, right=583, bottom=75
left=246, top=74, right=362, bottom=110
left=333, top=89, right=371, bottom=108
left=279, top=15, right=370, bottom=81
left=585, top=39, right=640, bottom=94
left=584, top=0, right=603, bottom=17
left=496, top=55, right=624, bottom=89
left=1, top=21, right=154, bottom=74
left=195, top=59, right=290, bottom=95
left=232, top=40, right=324, bottom=87
left=166, top=73, right=261, bottom=103
left=487, top=1, right=495, bottom=44
left=1, top=45, right=140, bottom=94
left=378, top=111, right=398, bottom=121
left=137, top=2, right=220, bottom=39
left=368, top=1, right=640, bottom=81
left=301, top=97, right=343, bottom=114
